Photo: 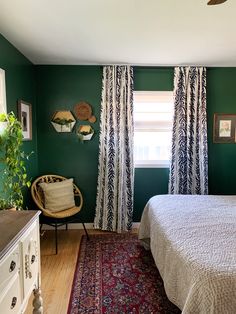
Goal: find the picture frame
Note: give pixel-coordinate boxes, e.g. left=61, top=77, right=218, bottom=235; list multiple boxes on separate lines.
left=213, top=113, right=236, bottom=143
left=18, top=100, right=32, bottom=140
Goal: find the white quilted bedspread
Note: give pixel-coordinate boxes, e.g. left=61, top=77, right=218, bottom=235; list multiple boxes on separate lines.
left=138, top=195, right=236, bottom=314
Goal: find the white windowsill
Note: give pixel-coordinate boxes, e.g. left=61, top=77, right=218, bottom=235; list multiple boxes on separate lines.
left=135, top=163, right=170, bottom=169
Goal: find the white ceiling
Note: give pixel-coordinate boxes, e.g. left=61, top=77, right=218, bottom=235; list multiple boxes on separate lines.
left=0, top=0, right=235, bottom=66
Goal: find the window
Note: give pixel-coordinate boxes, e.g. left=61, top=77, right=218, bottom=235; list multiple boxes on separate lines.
left=133, top=91, right=173, bottom=168
left=0, top=68, right=6, bottom=114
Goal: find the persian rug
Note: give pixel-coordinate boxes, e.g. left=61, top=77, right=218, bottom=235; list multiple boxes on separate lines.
left=67, top=233, right=181, bottom=314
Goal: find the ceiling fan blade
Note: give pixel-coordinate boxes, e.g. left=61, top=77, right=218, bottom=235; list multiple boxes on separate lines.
left=207, top=0, right=227, bottom=5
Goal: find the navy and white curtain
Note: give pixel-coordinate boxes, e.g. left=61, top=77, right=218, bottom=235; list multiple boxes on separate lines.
left=169, top=67, right=208, bottom=195
left=94, top=66, right=134, bottom=232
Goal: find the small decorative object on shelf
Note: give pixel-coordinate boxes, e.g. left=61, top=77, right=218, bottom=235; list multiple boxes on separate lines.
left=77, top=125, right=94, bottom=142
left=51, top=110, right=76, bottom=133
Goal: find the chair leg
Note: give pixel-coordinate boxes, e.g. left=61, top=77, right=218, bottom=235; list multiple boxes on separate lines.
left=82, top=223, right=89, bottom=240
left=39, top=223, right=45, bottom=236
left=66, top=223, right=68, bottom=230
left=55, top=222, right=58, bottom=254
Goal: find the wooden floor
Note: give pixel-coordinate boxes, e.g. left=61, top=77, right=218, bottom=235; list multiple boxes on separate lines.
left=25, top=229, right=86, bottom=314
left=25, top=228, right=138, bottom=314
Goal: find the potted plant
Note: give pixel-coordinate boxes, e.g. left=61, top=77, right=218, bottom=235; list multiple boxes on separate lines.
left=77, top=125, right=94, bottom=142
left=51, top=117, right=75, bottom=132
left=0, top=112, right=31, bottom=210
left=51, top=110, right=76, bottom=133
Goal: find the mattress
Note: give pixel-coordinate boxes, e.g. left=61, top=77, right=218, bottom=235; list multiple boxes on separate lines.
left=138, top=195, right=236, bottom=314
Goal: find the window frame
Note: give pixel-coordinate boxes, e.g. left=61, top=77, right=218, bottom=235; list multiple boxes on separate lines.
left=133, top=90, right=173, bottom=169
left=0, top=68, right=7, bottom=114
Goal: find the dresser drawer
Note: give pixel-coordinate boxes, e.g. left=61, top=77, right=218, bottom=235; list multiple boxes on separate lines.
left=21, top=221, right=39, bottom=297
left=0, top=245, right=20, bottom=295
left=0, top=274, right=22, bottom=314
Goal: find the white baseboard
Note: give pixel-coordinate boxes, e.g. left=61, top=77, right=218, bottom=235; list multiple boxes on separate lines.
left=41, top=222, right=140, bottom=230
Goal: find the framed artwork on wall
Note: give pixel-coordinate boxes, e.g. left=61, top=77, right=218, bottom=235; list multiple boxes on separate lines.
left=213, top=113, right=236, bottom=143
left=18, top=100, right=32, bottom=140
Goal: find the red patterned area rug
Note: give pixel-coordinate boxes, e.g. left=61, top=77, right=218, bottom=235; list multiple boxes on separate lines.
left=67, top=233, right=181, bottom=314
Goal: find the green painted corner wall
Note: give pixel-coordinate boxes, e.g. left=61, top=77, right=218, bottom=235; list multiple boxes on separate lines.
left=0, top=34, right=38, bottom=208
left=35, top=66, right=175, bottom=222
left=1, top=34, right=236, bottom=222
left=35, top=66, right=236, bottom=222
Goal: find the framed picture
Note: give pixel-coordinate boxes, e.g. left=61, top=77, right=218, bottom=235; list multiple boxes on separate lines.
left=213, top=113, right=236, bottom=143
left=18, top=100, right=32, bottom=140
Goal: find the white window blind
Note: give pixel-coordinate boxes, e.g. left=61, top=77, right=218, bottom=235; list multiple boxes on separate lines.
left=133, top=91, right=174, bottom=168
left=0, top=69, right=6, bottom=114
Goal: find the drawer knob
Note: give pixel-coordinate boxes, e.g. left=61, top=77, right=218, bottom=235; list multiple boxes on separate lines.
left=31, top=254, right=36, bottom=264
left=9, top=261, right=16, bottom=272
left=10, top=296, right=17, bottom=309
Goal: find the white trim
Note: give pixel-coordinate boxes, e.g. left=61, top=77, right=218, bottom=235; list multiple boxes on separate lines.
left=41, top=222, right=140, bottom=230
left=135, top=159, right=170, bottom=168
left=0, top=68, right=7, bottom=113
left=135, top=163, right=170, bottom=168
left=134, top=90, right=174, bottom=103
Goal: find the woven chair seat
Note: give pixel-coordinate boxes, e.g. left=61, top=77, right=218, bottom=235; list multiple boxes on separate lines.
left=42, top=206, right=82, bottom=219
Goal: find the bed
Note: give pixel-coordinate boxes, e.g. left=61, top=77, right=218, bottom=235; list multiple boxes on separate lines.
left=138, top=195, right=236, bottom=314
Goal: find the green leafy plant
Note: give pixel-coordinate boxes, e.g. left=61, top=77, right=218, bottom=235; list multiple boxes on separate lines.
left=77, top=125, right=94, bottom=143
left=0, top=113, right=7, bottom=122
left=52, top=117, right=74, bottom=125
left=51, top=117, right=75, bottom=132
left=0, top=112, right=32, bottom=210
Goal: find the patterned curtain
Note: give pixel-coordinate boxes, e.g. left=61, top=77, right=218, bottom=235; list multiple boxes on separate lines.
left=94, top=66, right=134, bottom=232
left=168, top=67, right=208, bottom=195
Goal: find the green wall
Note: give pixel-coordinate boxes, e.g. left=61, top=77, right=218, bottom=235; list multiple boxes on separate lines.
left=1, top=34, right=236, bottom=221
left=207, top=68, right=236, bottom=195
left=36, top=66, right=102, bottom=222
left=0, top=34, right=38, bottom=208
left=134, top=67, right=236, bottom=219
left=35, top=66, right=175, bottom=222
left=35, top=66, right=236, bottom=222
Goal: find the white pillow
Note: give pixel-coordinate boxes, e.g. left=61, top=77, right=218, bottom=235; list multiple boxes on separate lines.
left=39, top=178, right=75, bottom=212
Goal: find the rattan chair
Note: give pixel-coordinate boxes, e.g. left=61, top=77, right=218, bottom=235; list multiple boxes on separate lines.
left=31, top=174, right=89, bottom=254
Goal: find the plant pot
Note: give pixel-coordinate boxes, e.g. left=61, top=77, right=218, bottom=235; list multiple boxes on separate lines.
left=81, top=132, right=94, bottom=141
left=77, top=125, right=94, bottom=141
left=51, top=121, right=76, bottom=133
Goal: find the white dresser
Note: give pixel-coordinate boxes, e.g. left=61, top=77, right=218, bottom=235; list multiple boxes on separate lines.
left=0, top=211, right=43, bottom=314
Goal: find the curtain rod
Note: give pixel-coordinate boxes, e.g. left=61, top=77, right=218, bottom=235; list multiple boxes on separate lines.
left=98, top=64, right=207, bottom=69
left=99, top=65, right=174, bottom=70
